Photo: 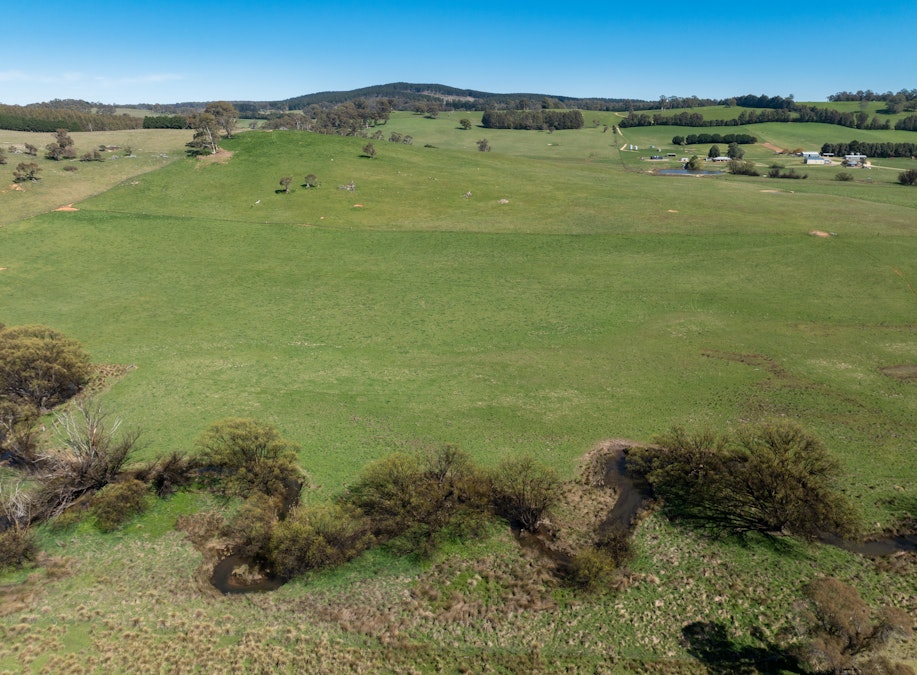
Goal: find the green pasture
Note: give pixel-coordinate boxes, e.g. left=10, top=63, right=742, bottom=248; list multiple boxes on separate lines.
left=2, top=128, right=915, bottom=512
left=1, top=122, right=916, bottom=671
left=0, top=129, right=191, bottom=225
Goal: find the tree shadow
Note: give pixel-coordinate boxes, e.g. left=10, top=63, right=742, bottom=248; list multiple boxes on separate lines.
left=681, top=621, right=802, bottom=674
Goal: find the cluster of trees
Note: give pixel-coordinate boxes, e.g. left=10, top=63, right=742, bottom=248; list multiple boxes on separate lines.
left=672, top=133, right=758, bottom=145
left=830, top=89, right=917, bottom=102
left=626, top=421, right=858, bottom=540
left=142, top=115, right=188, bottom=129
left=0, top=103, right=142, bottom=132
left=480, top=108, right=584, bottom=130
left=894, top=115, right=917, bottom=131
left=261, top=99, right=393, bottom=136
left=186, top=102, right=238, bottom=155
left=820, top=141, right=917, bottom=158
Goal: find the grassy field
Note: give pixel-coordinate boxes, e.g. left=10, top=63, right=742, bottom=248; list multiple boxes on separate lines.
left=1, top=119, right=915, bottom=672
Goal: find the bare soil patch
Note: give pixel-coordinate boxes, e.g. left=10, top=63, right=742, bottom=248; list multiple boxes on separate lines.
left=809, top=230, right=833, bottom=238
left=196, top=149, right=233, bottom=165
left=881, top=365, right=917, bottom=381
left=762, top=142, right=784, bottom=153
left=54, top=204, right=79, bottom=212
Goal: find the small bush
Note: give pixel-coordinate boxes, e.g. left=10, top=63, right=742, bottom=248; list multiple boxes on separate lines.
left=728, top=159, right=760, bottom=176
left=32, top=400, right=140, bottom=520
left=269, top=502, right=373, bottom=578
left=223, top=492, right=281, bottom=559
left=0, top=324, right=91, bottom=409
left=566, top=547, right=619, bottom=591
left=91, top=479, right=149, bottom=532
left=135, top=450, right=197, bottom=497
left=898, top=168, right=917, bottom=185
left=343, top=445, right=490, bottom=550
left=489, top=455, right=559, bottom=532
left=835, top=171, right=855, bottom=182
left=195, top=418, right=300, bottom=498
left=0, top=526, right=37, bottom=570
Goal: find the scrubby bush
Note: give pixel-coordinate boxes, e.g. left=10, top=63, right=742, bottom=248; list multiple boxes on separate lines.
left=134, top=450, right=197, bottom=497
left=0, top=526, right=37, bottom=570
left=627, top=421, right=859, bottom=540
left=0, top=324, right=91, bottom=409
left=0, top=399, right=39, bottom=466
left=566, top=547, right=619, bottom=591
left=728, top=159, right=760, bottom=176
left=32, top=399, right=139, bottom=520
left=835, top=171, right=855, bottom=181
left=796, top=578, right=914, bottom=674
left=489, top=455, right=559, bottom=532
left=343, top=445, right=490, bottom=550
left=269, top=502, right=373, bottom=578
left=91, top=479, right=149, bottom=532
left=223, top=492, right=282, bottom=559
left=195, top=418, right=300, bottom=498
left=898, top=168, right=917, bottom=185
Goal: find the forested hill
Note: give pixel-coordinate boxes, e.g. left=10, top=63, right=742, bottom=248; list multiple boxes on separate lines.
left=273, top=82, right=637, bottom=112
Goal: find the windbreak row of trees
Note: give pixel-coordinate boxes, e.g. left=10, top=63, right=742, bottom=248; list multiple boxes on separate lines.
left=621, top=107, right=894, bottom=131
left=0, top=104, right=143, bottom=132
left=671, top=133, right=757, bottom=145
left=820, top=141, right=917, bottom=158
left=481, top=108, right=584, bottom=130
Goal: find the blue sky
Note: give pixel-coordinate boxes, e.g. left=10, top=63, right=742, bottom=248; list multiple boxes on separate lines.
left=1, top=0, right=913, bottom=105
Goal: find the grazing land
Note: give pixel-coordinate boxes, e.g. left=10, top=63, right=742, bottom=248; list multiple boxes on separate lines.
left=1, top=111, right=916, bottom=672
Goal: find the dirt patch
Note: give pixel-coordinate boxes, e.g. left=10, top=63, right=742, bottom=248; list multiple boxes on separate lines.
left=54, top=204, right=79, bottom=212
left=196, top=149, right=233, bottom=165
left=881, top=365, right=917, bottom=381
left=9, top=183, right=24, bottom=191
left=667, top=209, right=678, bottom=213
left=762, top=142, right=784, bottom=153
left=809, top=230, right=833, bottom=238
left=759, top=189, right=783, bottom=193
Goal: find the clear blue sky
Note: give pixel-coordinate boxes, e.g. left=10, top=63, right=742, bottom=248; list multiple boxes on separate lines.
left=1, top=0, right=913, bottom=105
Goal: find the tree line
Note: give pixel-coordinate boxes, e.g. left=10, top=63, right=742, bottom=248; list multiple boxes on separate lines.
left=621, top=106, right=894, bottom=131
left=0, top=104, right=142, bottom=132
left=671, top=133, right=758, bottom=145
left=820, top=140, right=917, bottom=158
left=480, top=108, right=584, bottom=130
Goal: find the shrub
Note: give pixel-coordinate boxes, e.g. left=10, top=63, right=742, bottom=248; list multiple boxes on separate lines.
left=728, top=159, right=760, bottom=176
left=898, top=168, right=917, bottom=185
left=91, top=479, right=149, bottom=532
left=32, top=399, right=140, bottom=520
left=195, top=418, right=300, bottom=498
left=835, top=171, right=855, bottom=181
left=0, top=324, right=91, bottom=409
left=303, top=173, right=318, bottom=188
left=0, top=399, right=39, bottom=466
left=134, top=450, right=197, bottom=497
left=489, top=455, right=559, bottom=532
left=269, top=502, right=373, bottom=578
left=343, top=445, right=490, bottom=549
left=223, top=492, right=281, bottom=559
left=797, top=578, right=914, bottom=674
left=566, top=547, right=619, bottom=591
left=628, top=421, right=859, bottom=539
left=0, top=526, right=37, bottom=570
